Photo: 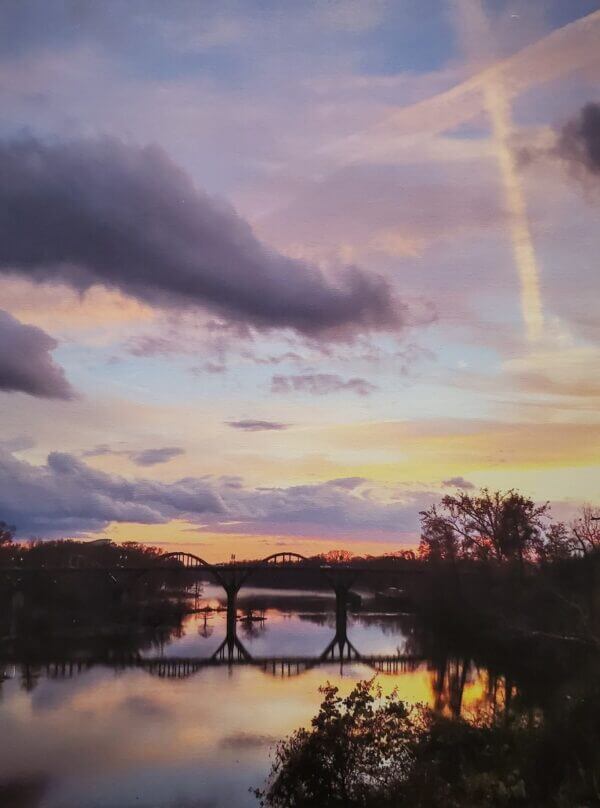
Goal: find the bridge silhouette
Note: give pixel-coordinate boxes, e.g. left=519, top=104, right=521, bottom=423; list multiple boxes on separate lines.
left=33, top=649, right=424, bottom=681
left=3, top=551, right=422, bottom=665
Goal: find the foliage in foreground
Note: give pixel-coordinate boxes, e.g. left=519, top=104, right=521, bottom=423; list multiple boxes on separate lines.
left=256, top=679, right=600, bottom=808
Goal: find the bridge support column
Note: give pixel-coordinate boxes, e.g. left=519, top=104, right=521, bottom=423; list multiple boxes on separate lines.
left=211, top=569, right=252, bottom=665
left=320, top=580, right=361, bottom=667
left=334, top=585, right=349, bottom=647
left=225, top=584, right=239, bottom=656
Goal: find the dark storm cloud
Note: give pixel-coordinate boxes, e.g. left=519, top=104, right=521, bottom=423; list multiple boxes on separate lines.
left=271, top=373, right=377, bottom=396
left=226, top=419, right=290, bottom=431
left=0, top=449, right=223, bottom=536
left=0, top=309, right=74, bottom=399
left=0, top=136, right=399, bottom=336
left=556, top=102, right=600, bottom=175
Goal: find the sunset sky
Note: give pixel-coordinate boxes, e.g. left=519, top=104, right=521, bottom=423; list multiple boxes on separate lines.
left=0, top=0, right=599, bottom=560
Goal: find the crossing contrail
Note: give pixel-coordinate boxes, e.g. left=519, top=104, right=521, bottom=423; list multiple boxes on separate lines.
left=454, top=0, right=544, bottom=342
left=337, top=6, right=600, bottom=340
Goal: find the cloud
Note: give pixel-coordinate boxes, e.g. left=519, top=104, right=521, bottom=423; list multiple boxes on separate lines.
left=129, top=447, right=185, bottom=466
left=213, top=477, right=434, bottom=539
left=83, top=445, right=185, bottom=466
left=556, top=102, right=600, bottom=176
left=442, top=476, right=475, bottom=490
left=0, top=309, right=74, bottom=399
left=518, top=102, right=600, bottom=182
left=501, top=344, right=600, bottom=400
left=0, top=449, right=223, bottom=536
left=226, top=420, right=290, bottom=432
left=271, top=373, right=377, bottom=396
left=0, top=447, right=429, bottom=541
left=0, top=136, right=400, bottom=337
left=335, top=9, right=600, bottom=158
left=220, top=731, right=277, bottom=749
left=327, top=477, right=367, bottom=489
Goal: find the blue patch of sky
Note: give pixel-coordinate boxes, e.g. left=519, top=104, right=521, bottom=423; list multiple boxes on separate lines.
left=356, top=0, right=459, bottom=76
left=541, top=0, right=600, bottom=29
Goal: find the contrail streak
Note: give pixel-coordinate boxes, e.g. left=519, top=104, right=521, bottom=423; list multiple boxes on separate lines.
left=481, top=78, right=544, bottom=341
left=454, top=0, right=544, bottom=342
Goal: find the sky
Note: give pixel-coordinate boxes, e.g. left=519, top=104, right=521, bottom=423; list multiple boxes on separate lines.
left=0, top=0, right=599, bottom=560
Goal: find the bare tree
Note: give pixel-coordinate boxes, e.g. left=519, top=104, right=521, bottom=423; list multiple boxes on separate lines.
left=571, top=505, right=600, bottom=556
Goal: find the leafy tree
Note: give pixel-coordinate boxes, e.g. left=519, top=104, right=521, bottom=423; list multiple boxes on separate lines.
left=256, top=680, right=416, bottom=807
left=419, top=489, right=550, bottom=565
left=258, top=680, right=600, bottom=808
left=319, top=549, right=355, bottom=564
left=418, top=511, right=461, bottom=563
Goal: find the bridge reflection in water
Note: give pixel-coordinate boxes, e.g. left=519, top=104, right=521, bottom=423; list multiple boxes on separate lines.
left=37, top=649, right=423, bottom=682
left=150, top=551, right=420, bottom=676
left=28, top=595, right=423, bottom=681
left=3, top=550, right=423, bottom=680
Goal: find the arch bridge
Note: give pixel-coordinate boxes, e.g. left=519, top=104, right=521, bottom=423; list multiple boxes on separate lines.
left=145, top=550, right=354, bottom=654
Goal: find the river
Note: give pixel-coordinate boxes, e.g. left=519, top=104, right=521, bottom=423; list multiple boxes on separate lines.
left=0, top=584, right=578, bottom=807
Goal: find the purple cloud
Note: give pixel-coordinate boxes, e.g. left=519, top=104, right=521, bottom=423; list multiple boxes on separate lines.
left=0, top=447, right=430, bottom=542
left=129, top=447, right=185, bottom=466
left=83, top=445, right=184, bottom=466
left=271, top=373, right=377, bottom=396
left=519, top=102, right=600, bottom=181
left=226, top=420, right=290, bottom=431
left=556, top=102, right=600, bottom=176
left=0, top=136, right=400, bottom=336
left=0, top=309, right=74, bottom=399
left=327, top=477, right=367, bottom=490
left=0, top=449, right=223, bottom=537
left=442, top=476, right=475, bottom=490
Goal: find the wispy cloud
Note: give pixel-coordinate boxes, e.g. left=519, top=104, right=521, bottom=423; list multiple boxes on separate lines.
left=226, top=420, right=290, bottom=432
left=83, top=445, right=185, bottom=466
left=271, top=373, right=378, bottom=396
left=442, top=476, right=475, bottom=490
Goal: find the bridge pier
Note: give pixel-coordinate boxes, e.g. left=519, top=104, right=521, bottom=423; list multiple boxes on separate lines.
left=211, top=570, right=253, bottom=665
left=334, top=584, right=349, bottom=641
left=319, top=581, right=361, bottom=666
left=225, top=583, right=239, bottom=657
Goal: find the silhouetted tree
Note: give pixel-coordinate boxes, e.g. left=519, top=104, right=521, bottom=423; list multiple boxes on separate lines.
left=418, top=512, right=461, bottom=562
left=256, top=680, right=416, bottom=807
left=570, top=505, right=600, bottom=556
left=259, top=679, right=600, bottom=807
left=319, top=549, right=355, bottom=564
left=419, top=489, right=550, bottom=565
left=0, top=521, right=14, bottom=545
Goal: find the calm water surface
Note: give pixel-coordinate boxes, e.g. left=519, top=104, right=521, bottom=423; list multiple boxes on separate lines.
left=0, top=588, right=495, bottom=808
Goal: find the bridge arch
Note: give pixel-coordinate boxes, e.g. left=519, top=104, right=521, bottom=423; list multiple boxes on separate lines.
left=145, top=551, right=226, bottom=588
left=259, top=552, right=310, bottom=566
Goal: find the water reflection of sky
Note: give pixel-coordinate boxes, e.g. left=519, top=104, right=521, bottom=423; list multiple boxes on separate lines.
left=0, top=600, right=488, bottom=808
